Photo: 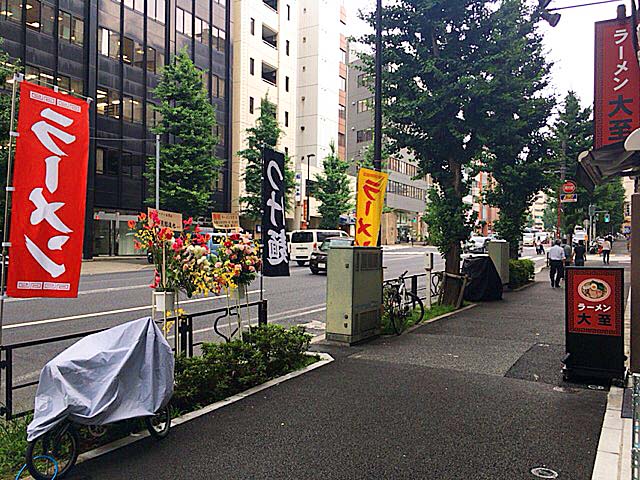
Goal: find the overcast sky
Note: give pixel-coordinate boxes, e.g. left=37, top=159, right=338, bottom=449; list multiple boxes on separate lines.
left=343, top=0, right=627, bottom=110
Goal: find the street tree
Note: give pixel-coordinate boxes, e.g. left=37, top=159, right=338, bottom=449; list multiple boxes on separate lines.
left=148, top=49, right=220, bottom=217
left=314, top=142, right=354, bottom=229
left=477, top=0, right=555, bottom=258
left=238, top=96, right=294, bottom=221
left=359, top=0, right=550, bottom=303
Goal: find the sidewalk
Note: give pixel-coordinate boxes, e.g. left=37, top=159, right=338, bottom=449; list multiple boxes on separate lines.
left=81, top=256, right=153, bottom=276
left=69, top=275, right=616, bottom=479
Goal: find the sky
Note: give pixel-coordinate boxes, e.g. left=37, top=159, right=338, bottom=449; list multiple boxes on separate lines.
left=343, top=0, right=629, bottom=110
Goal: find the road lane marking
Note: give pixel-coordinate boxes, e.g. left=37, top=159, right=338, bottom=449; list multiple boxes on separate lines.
left=6, top=284, right=151, bottom=302
left=2, top=290, right=262, bottom=330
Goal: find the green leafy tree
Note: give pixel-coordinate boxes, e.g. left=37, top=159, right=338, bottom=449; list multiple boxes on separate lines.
left=592, top=180, right=626, bottom=236
left=0, top=45, right=19, bottom=228
left=359, top=1, right=549, bottom=303
left=314, top=142, right=354, bottom=228
left=238, top=96, right=294, bottom=221
left=478, top=0, right=555, bottom=258
left=147, top=49, right=220, bottom=217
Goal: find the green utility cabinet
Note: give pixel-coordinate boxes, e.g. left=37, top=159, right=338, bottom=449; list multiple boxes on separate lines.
left=487, top=240, right=509, bottom=285
left=325, top=246, right=383, bottom=345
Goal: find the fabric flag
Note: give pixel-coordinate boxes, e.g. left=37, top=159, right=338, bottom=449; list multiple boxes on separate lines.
left=355, top=168, right=389, bottom=247
left=7, top=81, right=89, bottom=298
left=261, top=148, right=290, bottom=277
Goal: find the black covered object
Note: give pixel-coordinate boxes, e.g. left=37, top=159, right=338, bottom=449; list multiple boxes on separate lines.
left=462, top=256, right=503, bottom=302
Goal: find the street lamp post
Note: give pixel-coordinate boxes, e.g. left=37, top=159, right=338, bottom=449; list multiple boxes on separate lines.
left=306, top=154, right=316, bottom=227
left=374, top=0, right=383, bottom=172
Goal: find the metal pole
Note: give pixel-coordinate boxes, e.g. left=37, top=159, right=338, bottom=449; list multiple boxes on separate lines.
left=155, top=134, right=160, bottom=210
left=557, top=140, right=566, bottom=239
left=0, top=74, right=20, bottom=347
left=631, top=193, right=640, bottom=372
left=306, top=155, right=310, bottom=226
left=374, top=0, right=383, bottom=172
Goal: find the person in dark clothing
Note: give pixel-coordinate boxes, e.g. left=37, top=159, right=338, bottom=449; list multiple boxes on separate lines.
left=548, top=239, right=565, bottom=288
left=573, top=240, right=586, bottom=267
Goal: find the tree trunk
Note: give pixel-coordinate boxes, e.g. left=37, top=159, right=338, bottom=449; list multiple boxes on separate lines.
left=441, top=158, right=463, bottom=307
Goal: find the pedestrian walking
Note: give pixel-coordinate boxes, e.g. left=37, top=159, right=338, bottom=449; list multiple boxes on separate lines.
left=573, top=240, right=586, bottom=267
left=562, top=238, right=573, bottom=267
left=548, top=239, right=565, bottom=288
left=602, top=236, right=612, bottom=265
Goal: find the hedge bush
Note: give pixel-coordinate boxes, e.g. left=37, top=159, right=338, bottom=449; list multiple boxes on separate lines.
left=173, top=324, right=313, bottom=411
left=509, top=258, right=535, bottom=289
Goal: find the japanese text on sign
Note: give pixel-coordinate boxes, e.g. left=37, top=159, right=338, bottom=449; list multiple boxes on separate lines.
left=211, top=212, right=240, bottom=230
left=147, top=208, right=183, bottom=232
left=261, top=149, right=290, bottom=277
left=594, top=18, right=640, bottom=148
left=6, top=82, right=89, bottom=298
left=355, top=168, right=388, bottom=247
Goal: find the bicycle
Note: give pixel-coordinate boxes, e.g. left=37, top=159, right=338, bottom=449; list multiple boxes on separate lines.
left=25, top=403, right=171, bottom=480
left=383, top=271, right=425, bottom=335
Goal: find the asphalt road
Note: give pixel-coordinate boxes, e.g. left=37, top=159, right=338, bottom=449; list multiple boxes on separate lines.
left=1, top=245, right=547, bottom=414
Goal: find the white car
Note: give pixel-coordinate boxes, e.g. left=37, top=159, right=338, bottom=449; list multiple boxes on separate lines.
left=290, top=229, right=349, bottom=266
left=522, top=233, right=535, bottom=247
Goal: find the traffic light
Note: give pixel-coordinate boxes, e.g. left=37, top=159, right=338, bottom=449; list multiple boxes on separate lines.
left=604, top=213, right=610, bottom=223
left=539, top=0, right=561, bottom=27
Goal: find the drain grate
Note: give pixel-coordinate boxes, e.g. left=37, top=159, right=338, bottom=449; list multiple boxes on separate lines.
left=531, top=467, right=559, bottom=479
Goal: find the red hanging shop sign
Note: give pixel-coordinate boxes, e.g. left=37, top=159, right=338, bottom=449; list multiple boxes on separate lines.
left=6, top=81, right=89, bottom=298
left=594, top=17, right=640, bottom=149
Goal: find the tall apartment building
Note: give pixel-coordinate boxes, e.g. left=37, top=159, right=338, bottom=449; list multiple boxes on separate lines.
left=529, top=191, right=549, bottom=231
left=295, top=0, right=348, bottom=229
left=231, top=0, right=297, bottom=227
left=469, top=172, right=499, bottom=236
left=346, top=59, right=430, bottom=243
left=0, top=0, right=232, bottom=257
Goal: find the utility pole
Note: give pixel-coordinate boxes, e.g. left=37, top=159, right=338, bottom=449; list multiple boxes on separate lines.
left=155, top=134, right=160, bottom=210
left=557, top=139, right=567, bottom=238
left=373, top=0, right=383, bottom=172
left=306, top=154, right=316, bottom=227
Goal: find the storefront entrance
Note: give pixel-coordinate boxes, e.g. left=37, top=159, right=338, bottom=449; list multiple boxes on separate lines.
left=93, top=211, right=139, bottom=256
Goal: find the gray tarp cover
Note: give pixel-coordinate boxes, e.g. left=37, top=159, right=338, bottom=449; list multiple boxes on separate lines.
left=27, top=317, right=174, bottom=441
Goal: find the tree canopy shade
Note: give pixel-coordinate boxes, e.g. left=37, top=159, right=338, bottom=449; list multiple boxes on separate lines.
left=314, top=143, right=354, bottom=229
left=148, top=49, right=221, bottom=217
left=238, top=96, right=294, bottom=221
left=358, top=0, right=555, bottom=301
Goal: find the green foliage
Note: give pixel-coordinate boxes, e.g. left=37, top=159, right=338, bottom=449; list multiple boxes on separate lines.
left=478, top=0, right=555, bottom=258
left=0, top=415, right=31, bottom=476
left=238, top=97, right=295, bottom=221
left=508, top=259, right=535, bottom=289
left=314, top=143, right=354, bottom=229
left=147, top=49, right=220, bottom=217
left=173, top=324, right=312, bottom=411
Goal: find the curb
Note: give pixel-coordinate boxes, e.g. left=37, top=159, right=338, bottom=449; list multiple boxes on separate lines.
left=403, top=302, right=478, bottom=335
left=75, top=352, right=334, bottom=466
left=507, top=281, right=537, bottom=293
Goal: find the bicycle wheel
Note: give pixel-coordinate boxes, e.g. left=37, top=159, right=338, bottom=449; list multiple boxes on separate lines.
left=405, top=291, right=425, bottom=324
left=145, top=404, right=171, bottom=439
left=26, top=423, right=79, bottom=480
left=390, top=293, right=407, bottom=335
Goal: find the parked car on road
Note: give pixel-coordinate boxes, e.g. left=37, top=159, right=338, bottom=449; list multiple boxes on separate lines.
left=464, top=236, right=489, bottom=254
left=290, top=229, right=349, bottom=266
left=309, top=237, right=354, bottom=274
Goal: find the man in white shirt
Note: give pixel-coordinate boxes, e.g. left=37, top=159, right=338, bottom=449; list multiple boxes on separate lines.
left=548, top=239, right=566, bottom=288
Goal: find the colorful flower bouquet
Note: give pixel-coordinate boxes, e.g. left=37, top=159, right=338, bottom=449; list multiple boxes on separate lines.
left=212, top=232, right=261, bottom=292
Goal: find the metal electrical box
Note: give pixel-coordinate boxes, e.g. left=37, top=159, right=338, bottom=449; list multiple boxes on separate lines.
left=325, top=246, right=383, bottom=344
left=487, top=240, right=510, bottom=285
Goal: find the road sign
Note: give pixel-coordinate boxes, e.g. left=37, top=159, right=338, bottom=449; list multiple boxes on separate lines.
left=562, top=180, right=577, bottom=194
left=560, top=193, right=578, bottom=203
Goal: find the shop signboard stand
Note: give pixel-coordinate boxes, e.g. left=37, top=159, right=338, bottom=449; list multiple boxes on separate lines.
left=563, top=266, right=626, bottom=383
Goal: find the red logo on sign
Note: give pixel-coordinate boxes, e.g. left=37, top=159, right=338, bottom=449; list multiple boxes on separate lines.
left=6, top=82, right=90, bottom=298
left=562, top=181, right=577, bottom=194
left=566, top=269, right=623, bottom=336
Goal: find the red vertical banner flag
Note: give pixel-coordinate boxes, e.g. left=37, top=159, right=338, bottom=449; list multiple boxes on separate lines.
left=594, top=17, right=640, bottom=149
left=6, top=82, right=90, bottom=298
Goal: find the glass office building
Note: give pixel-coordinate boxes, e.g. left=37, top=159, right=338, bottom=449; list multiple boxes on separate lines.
left=0, top=0, right=232, bottom=257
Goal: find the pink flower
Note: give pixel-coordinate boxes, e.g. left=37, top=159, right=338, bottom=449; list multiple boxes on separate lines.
left=215, top=262, right=222, bottom=268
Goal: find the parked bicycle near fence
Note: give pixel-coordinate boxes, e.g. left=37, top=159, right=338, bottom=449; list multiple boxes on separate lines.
left=383, top=270, right=425, bottom=334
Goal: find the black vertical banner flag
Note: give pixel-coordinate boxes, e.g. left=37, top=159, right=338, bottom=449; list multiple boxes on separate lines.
left=261, top=148, right=290, bottom=277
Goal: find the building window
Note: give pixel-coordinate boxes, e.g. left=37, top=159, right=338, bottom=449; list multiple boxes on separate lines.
left=357, top=98, right=372, bottom=113
left=340, top=49, right=347, bottom=64
left=122, top=37, right=134, bottom=64
left=339, top=76, right=346, bottom=91
left=284, top=111, right=289, bottom=127
left=4, top=0, right=22, bottom=23
left=263, top=0, right=277, bottom=11
left=98, top=27, right=120, bottom=60
left=287, top=4, right=290, bottom=20
left=338, top=132, right=346, bottom=148
left=285, top=76, right=290, bottom=92
left=249, top=96, right=254, bottom=114
left=96, top=148, right=105, bottom=175
left=262, top=24, right=277, bottom=49
left=41, top=2, right=54, bottom=35
left=250, top=58, right=254, bottom=75
left=59, top=11, right=72, bottom=41
left=286, top=40, right=290, bottom=56
left=357, top=73, right=369, bottom=88
left=212, top=74, right=225, bottom=98
left=250, top=17, right=255, bottom=35
left=147, top=0, right=165, bottom=23
left=356, top=129, right=373, bottom=143
left=195, top=17, right=210, bottom=44
left=262, top=62, right=277, bottom=85
left=25, top=0, right=41, bottom=31
left=338, top=104, right=346, bottom=120
left=71, top=16, right=83, bottom=45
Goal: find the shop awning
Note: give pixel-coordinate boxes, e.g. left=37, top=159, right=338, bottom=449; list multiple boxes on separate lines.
left=577, top=139, right=640, bottom=192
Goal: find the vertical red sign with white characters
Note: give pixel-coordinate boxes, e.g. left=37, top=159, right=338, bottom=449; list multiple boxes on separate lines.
left=6, top=81, right=89, bottom=298
left=594, top=17, right=640, bottom=149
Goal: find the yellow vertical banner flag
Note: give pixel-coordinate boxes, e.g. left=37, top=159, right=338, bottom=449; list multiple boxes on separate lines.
left=355, top=167, right=389, bottom=246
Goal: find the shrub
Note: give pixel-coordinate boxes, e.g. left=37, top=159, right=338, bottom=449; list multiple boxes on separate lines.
left=0, top=415, right=31, bottom=475
left=509, top=259, right=535, bottom=289
left=174, top=324, right=312, bottom=411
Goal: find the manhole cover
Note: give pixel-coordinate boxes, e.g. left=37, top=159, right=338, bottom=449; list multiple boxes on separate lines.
left=588, top=385, right=606, bottom=391
left=531, top=467, right=558, bottom=478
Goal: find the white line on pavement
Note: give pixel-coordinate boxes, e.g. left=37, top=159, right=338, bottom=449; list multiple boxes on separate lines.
left=6, top=284, right=151, bottom=302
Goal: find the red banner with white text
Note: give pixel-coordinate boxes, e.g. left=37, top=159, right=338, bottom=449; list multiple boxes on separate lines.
left=7, top=81, right=89, bottom=298
left=594, top=17, right=640, bottom=149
